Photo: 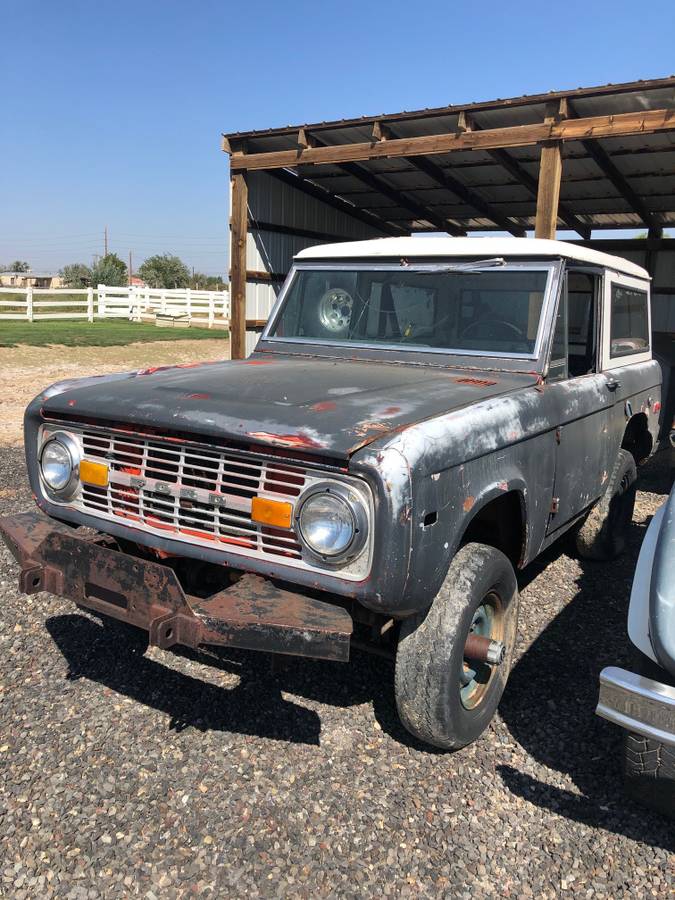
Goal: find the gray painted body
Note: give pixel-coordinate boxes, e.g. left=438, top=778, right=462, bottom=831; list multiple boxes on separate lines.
left=24, top=257, right=662, bottom=619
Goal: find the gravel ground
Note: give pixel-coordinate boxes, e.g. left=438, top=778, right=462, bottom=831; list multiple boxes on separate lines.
left=0, top=447, right=673, bottom=898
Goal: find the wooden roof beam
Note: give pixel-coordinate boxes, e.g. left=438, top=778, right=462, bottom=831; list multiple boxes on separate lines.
left=228, top=108, right=675, bottom=172
left=567, top=99, right=662, bottom=235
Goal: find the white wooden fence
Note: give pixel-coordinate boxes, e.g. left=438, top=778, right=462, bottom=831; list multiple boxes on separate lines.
left=0, top=284, right=230, bottom=327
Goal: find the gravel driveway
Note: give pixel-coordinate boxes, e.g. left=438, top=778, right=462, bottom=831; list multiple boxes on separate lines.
left=1, top=447, right=673, bottom=898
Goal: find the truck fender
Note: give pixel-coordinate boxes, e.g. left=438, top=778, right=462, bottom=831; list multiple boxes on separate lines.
left=457, top=473, right=529, bottom=565
left=627, top=504, right=663, bottom=664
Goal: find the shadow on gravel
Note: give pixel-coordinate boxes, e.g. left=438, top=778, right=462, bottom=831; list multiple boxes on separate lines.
left=499, top=456, right=675, bottom=851
left=46, top=614, right=322, bottom=745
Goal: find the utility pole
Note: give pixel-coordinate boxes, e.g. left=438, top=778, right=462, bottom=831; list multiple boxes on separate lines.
left=104, top=226, right=108, bottom=257
left=128, top=250, right=133, bottom=285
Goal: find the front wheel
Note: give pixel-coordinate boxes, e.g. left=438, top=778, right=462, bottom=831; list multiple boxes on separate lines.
left=395, top=543, right=519, bottom=750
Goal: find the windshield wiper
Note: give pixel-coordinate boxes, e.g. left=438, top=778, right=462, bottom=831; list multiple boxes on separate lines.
left=399, top=257, right=506, bottom=273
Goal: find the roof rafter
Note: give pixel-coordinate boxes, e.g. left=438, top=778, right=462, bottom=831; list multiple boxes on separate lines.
left=466, top=116, right=591, bottom=239
left=567, top=99, right=662, bottom=236
left=332, top=160, right=466, bottom=236
left=269, top=168, right=406, bottom=237
left=309, top=132, right=465, bottom=236
left=370, top=118, right=525, bottom=236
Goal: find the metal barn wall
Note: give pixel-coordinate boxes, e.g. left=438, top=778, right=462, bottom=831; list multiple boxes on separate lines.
left=243, top=172, right=386, bottom=355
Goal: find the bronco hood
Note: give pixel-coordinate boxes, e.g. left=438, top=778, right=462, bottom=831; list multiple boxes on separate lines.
left=39, top=355, right=539, bottom=460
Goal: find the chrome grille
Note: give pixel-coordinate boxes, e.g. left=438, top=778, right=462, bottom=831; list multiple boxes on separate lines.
left=78, top=429, right=305, bottom=560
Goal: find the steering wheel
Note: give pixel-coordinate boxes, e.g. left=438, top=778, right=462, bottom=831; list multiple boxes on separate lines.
left=460, top=318, right=526, bottom=341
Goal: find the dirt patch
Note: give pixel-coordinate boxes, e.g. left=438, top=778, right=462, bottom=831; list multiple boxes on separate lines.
left=0, top=338, right=230, bottom=447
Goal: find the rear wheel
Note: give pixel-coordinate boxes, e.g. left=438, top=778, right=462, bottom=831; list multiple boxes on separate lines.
left=576, top=448, right=637, bottom=560
left=395, top=543, right=519, bottom=750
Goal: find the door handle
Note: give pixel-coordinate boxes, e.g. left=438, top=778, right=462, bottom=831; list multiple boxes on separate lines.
left=605, top=376, right=620, bottom=392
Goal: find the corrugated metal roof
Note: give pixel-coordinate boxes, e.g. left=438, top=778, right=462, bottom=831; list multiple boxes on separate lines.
left=224, top=78, right=675, bottom=235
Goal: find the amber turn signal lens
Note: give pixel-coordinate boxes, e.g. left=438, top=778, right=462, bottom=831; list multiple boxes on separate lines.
left=79, top=459, right=109, bottom=487
left=251, top=496, right=293, bottom=529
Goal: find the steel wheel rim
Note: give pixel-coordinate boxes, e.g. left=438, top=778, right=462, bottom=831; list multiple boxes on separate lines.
left=460, top=591, right=504, bottom=710
left=318, top=289, right=353, bottom=333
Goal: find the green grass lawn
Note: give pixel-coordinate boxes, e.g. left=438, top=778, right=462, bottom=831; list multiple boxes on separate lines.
left=0, top=319, right=228, bottom=348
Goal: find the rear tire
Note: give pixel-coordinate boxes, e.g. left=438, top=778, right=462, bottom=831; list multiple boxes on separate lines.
left=576, top=448, right=637, bottom=560
left=395, top=543, right=519, bottom=750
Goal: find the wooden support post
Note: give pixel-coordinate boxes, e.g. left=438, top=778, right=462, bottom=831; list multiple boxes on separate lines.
left=230, top=171, right=248, bottom=359
left=535, top=143, right=562, bottom=239
left=535, top=101, right=566, bottom=239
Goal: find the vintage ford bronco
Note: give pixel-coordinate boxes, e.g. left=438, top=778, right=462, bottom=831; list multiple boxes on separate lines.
left=0, top=237, right=662, bottom=749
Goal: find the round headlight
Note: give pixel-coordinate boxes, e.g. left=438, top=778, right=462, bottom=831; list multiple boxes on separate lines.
left=40, top=438, right=75, bottom=491
left=296, top=483, right=368, bottom=563
left=299, top=492, right=355, bottom=558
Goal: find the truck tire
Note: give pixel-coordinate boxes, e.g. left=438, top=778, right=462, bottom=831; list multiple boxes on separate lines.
left=395, top=542, right=519, bottom=750
left=623, top=733, right=675, bottom=819
left=576, top=448, right=637, bottom=561
left=622, top=652, right=675, bottom=820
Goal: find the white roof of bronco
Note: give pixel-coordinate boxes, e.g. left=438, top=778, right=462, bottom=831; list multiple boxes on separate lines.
left=295, top=237, right=649, bottom=280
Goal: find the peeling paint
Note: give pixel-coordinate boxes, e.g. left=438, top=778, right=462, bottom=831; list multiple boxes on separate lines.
left=310, top=401, right=337, bottom=412
left=247, top=430, right=330, bottom=450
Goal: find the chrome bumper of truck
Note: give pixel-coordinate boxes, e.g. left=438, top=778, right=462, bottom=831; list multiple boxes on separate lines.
left=597, top=666, right=675, bottom=747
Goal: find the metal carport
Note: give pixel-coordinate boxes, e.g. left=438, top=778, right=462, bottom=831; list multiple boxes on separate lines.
left=222, top=76, right=675, bottom=360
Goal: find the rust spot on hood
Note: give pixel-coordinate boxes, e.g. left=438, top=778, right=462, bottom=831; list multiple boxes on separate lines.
left=352, top=421, right=391, bottom=438
left=455, top=377, right=498, bottom=387
left=137, top=361, right=217, bottom=376
left=463, top=496, right=475, bottom=512
left=247, top=431, right=329, bottom=450
left=310, top=400, right=337, bottom=412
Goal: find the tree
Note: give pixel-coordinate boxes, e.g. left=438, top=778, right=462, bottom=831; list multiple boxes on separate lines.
left=91, top=253, right=127, bottom=287
left=9, top=260, right=30, bottom=272
left=190, top=271, right=225, bottom=290
left=138, top=254, right=190, bottom=289
left=60, top=262, right=92, bottom=288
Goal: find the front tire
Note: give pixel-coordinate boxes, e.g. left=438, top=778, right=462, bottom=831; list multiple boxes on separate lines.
left=395, top=543, right=519, bottom=750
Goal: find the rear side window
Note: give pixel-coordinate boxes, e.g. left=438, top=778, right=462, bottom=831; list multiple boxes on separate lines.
left=610, top=285, right=649, bottom=358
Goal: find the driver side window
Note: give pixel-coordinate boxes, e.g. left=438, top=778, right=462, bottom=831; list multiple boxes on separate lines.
left=548, top=269, right=599, bottom=382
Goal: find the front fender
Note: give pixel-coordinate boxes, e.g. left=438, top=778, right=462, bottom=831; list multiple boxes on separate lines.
left=396, top=458, right=531, bottom=613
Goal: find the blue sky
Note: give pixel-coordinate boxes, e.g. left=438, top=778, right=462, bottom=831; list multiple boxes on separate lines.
left=2, top=0, right=674, bottom=275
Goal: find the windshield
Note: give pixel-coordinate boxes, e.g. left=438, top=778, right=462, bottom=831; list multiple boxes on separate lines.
left=268, top=265, right=552, bottom=356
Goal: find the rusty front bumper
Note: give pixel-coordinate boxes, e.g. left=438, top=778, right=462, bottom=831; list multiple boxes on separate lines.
left=0, top=511, right=353, bottom=661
